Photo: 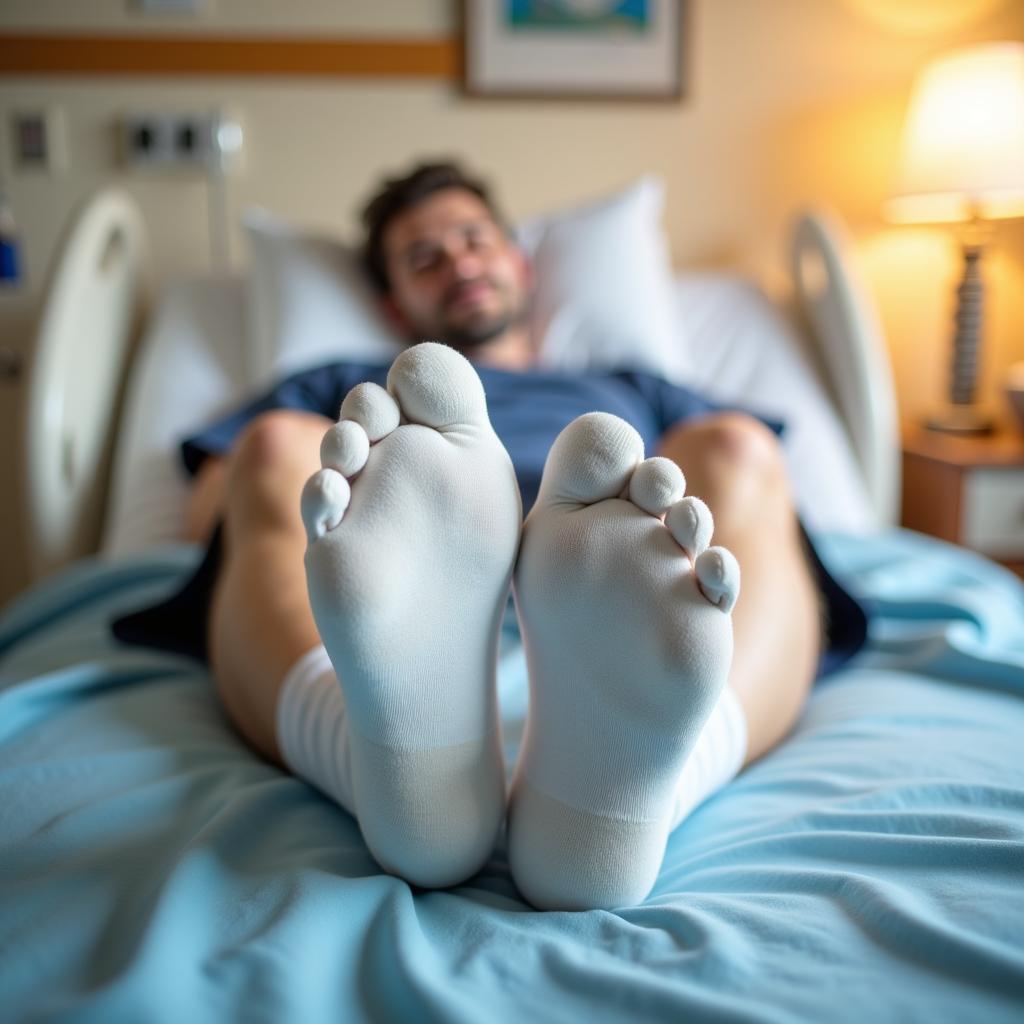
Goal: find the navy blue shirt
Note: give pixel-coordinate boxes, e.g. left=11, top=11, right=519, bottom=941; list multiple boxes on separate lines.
left=183, top=360, right=775, bottom=515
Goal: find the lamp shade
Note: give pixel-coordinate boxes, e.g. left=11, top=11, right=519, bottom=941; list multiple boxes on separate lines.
left=887, top=42, right=1024, bottom=223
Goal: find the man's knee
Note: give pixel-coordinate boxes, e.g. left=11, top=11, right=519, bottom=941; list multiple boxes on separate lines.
left=658, top=413, right=794, bottom=535
left=231, top=410, right=330, bottom=478
left=662, top=413, right=785, bottom=481
left=223, top=411, right=332, bottom=533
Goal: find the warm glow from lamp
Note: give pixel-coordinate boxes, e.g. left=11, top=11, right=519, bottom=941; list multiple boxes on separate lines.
left=886, top=42, right=1024, bottom=223
left=886, top=42, right=1024, bottom=435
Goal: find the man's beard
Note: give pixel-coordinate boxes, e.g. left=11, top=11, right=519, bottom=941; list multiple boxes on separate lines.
left=414, top=284, right=527, bottom=352
left=439, top=309, right=519, bottom=351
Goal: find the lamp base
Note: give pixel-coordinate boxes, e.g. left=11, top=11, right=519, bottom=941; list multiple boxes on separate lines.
left=925, top=404, right=994, bottom=436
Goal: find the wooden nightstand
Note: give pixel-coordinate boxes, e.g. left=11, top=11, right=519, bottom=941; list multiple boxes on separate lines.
left=901, top=423, right=1024, bottom=578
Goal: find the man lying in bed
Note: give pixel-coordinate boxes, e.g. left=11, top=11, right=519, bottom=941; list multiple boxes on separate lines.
left=117, top=161, right=866, bottom=911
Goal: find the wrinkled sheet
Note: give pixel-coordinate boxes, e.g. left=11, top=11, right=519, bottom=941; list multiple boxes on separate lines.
left=1, top=530, right=1022, bottom=1023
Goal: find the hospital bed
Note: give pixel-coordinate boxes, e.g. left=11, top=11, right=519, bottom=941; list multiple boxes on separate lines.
left=1, top=184, right=1022, bottom=1022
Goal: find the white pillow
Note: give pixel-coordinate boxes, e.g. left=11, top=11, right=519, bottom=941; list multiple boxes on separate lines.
left=242, top=177, right=682, bottom=383
left=519, top=176, right=687, bottom=377
left=243, top=209, right=403, bottom=386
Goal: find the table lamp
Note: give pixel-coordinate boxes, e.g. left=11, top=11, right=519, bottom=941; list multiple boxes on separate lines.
left=886, top=41, right=1024, bottom=435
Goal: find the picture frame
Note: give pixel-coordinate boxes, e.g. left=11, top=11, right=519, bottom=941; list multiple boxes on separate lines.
left=462, top=0, right=686, bottom=102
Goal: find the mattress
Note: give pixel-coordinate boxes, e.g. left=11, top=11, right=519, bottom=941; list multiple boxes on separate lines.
left=1, top=529, right=1022, bottom=1022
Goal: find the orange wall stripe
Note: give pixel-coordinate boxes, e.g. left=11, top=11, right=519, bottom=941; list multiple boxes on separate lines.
left=0, top=34, right=459, bottom=78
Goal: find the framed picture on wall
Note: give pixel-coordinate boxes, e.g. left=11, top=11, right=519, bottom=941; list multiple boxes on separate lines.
left=463, top=0, right=686, bottom=101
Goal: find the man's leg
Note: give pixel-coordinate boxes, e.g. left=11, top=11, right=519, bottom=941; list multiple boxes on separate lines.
left=184, top=457, right=227, bottom=545
left=656, top=413, right=821, bottom=763
left=202, top=409, right=333, bottom=764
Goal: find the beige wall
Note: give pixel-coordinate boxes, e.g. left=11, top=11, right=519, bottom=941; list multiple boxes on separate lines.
left=1, top=0, right=1023, bottom=603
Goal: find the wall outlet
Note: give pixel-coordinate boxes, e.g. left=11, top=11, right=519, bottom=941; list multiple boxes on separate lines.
left=120, top=112, right=242, bottom=173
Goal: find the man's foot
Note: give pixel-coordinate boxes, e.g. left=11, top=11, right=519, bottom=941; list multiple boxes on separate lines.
left=300, top=342, right=521, bottom=888
left=509, top=412, right=739, bottom=909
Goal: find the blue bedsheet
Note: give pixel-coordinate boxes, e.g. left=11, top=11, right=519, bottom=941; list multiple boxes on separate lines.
left=1, top=530, right=1022, bottom=1023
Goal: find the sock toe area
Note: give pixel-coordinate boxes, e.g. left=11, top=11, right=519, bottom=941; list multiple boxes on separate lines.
left=320, top=420, right=370, bottom=477
left=629, top=457, right=686, bottom=516
left=340, top=382, right=401, bottom=442
left=301, top=468, right=351, bottom=542
left=695, top=545, right=741, bottom=612
left=537, top=412, right=645, bottom=506
left=666, top=496, right=713, bottom=560
left=387, top=342, right=488, bottom=429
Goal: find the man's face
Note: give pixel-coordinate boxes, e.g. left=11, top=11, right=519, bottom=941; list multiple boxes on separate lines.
left=381, top=188, right=530, bottom=353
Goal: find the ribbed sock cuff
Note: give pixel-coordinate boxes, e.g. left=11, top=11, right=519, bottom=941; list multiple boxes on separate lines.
left=275, top=645, right=355, bottom=813
left=670, top=685, right=748, bottom=828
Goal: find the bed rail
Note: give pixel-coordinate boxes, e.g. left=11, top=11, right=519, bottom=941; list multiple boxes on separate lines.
left=790, top=209, right=900, bottom=527
left=23, top=189, right=149, bottom=580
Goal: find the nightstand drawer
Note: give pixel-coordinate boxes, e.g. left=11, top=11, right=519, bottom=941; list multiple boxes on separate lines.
left=962, top=467, right=1024, bottom=556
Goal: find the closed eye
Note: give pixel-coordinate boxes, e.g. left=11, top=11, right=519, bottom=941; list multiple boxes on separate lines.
left=406, top=245, right=442, bottom=274
left=464, top=225, right=496, bottom=250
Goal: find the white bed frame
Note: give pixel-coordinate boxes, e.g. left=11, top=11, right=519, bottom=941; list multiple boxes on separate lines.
left=789, top=211, right=900, bottom=526
left=22, top=188, right=900, bottom=581
left=23, top=190, right=150, bottom=580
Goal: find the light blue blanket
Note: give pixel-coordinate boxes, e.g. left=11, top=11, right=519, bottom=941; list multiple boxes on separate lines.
left=1, top=530, right=1023, bottom=1023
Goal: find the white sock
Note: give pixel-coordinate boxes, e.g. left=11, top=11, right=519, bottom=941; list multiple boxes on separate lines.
left=509, top=412, right=741, bottom=910
left=670, top=684, right=747, bottom=827
left=275, top=645, right=355, bottom=813
left=298, top=343, right=522, bottom=889
left=276, top=656, right=747, bottom=870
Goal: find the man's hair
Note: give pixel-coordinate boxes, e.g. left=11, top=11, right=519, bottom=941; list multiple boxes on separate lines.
left=360, top=160, right=509, bottom=295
